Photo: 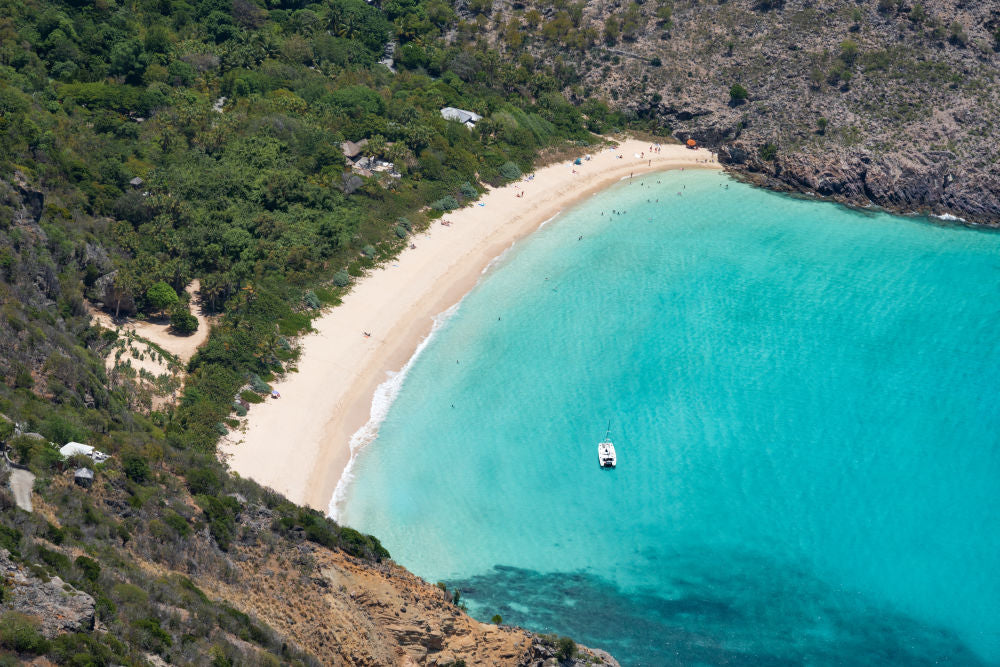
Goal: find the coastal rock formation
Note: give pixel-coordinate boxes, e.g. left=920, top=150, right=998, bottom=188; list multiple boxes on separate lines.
left=0, top=549, right=96, bottom=638
left=484, top=0, right=1000, bottom=224
left=717, top=144, right=1000, bottom=222
left=196, top=535, right=618, bottom=666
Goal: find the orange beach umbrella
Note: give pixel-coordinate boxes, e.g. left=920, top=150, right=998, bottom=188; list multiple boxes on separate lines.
left=686, top=138, right=697, bottom=147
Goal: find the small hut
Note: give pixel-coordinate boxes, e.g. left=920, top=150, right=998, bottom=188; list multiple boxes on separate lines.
left=686, top=138, right=697, bottom=150
left=129, top=176, right=144, bottom=188
left=74, top=468, right=94, bottom=488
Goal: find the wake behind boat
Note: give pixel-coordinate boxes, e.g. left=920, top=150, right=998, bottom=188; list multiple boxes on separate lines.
left=599, top=422, right=617, bottom=469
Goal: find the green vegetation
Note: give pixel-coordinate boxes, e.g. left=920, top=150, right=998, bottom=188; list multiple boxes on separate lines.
left=729, top=83, right=749, bottom=104
left=0, top=0, right=643, bottom=659
left=0, top=612, right=49, bottom=655
left=169, top=305, right=199, bottom=334
left=146, top=281, right=179, bottom=316
left=555, top=635, right=577, bottom=660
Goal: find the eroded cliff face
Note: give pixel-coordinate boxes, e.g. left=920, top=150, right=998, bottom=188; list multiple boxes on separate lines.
left=482, top=0, right=1000, bottom=223
left=5, top=471, right=616, bottom=666
left=195, top=540, right=618, bottom=666
left=717, top=143, right=1000, bottom=223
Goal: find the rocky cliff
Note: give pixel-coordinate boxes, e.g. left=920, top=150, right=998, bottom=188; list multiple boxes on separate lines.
left=481, top=0, right=1000, bottom=224
left=0, top=548, right=96, bottom=638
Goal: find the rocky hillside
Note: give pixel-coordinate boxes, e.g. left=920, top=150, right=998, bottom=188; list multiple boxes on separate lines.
left=472, top=0, right=1000, bottom=223
left=1, top=435, right=617, bottom=665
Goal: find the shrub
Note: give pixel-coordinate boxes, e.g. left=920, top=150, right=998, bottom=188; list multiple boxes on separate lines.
left=555, top=636, right=576, bottom=660
left=233, top=402, right=248, bottom=417
left=112, top=582, right=148, bottom=605
left=491, top=614, right=502, bottom=624
left=333, top=271, right=351, bottom=287
left=250, top=374, right=271, bottom=393
left=46, top=522, right=65, bottom=545
left=38, top=547, right=71, bottom=573
left=817, top=117, right=828, bottom=134
left=0, top=612, right=49, bottom=654
left=49, top=633, right=120, bottom=664
left=133, top=618, right=173, bottom=652
left=394, top=225, right=408, bottom=238
left=430, top=195, right=459, bottom=211
left=0, top=525, right=21, bottom=556
left=196, top=494, right=239, bottom=551
left=75, top=555, right=101, bottom=583
left=122, top=454, right=149, bottom=483
left=460, top=182, right=477, bottom=198
left=277, top=312, right=312, bottom=336
left=649, top=56, right=662, bottom=66
left=187, top=467, right=223, bottom=495
left=839, top=39, right=859, bottom=66
left=303, top=290, right=321, bottom=309
left=758, top=142, right=778, bottom=161
left=397, top=217, right=412, bottom=231
left=146, top=281, right=179, bottom=315
left=729, top=83, right=749, bottom=103
left=162, top=510, right=191, bottom=537
left=240, top=390, right=264, bottom=404
left=95, top=595, right=117, bottom=620
left=170, top=306, right=199, bottom=334
left=499, top=161, right=521, bottom=180
left=361, top=244, right=377, bottom=257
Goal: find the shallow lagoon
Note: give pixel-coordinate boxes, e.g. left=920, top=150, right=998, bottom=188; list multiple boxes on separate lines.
left=341, top=171, right=1000, bottom=665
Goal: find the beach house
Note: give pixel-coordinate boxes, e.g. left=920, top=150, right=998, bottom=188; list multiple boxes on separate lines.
left=440, top=107, right=482, bottom=129
left=59, top=442, right=109, bottom=463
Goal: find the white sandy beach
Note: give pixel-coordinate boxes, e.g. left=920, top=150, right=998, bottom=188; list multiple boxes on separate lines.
left=220, top=138, right=721, bottom=513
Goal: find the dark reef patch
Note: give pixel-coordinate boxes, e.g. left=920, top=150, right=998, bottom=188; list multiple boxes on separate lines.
left=449, top=553, right=984, bottom=667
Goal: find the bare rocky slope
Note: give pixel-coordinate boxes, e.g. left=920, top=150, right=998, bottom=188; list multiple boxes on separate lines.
left=2, top=461, right=617, bottom=666
left=478, top=0, right=1000, bottom=223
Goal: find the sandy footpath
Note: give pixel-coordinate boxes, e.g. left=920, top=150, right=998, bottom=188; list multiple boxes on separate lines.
left=221, top=139, right=721, bottom=513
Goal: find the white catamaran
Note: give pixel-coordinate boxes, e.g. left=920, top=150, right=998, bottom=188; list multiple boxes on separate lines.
left=598, top=422, right=617, bottom=469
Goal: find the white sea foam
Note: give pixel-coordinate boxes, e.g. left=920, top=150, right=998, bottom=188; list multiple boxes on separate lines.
left=328, top=301, right=461, bottom=521
left=538, top=211, right=561, bottom=229
left=935, top=213, right=966, bottom=222
left=481, top=241, right=517, bottom=274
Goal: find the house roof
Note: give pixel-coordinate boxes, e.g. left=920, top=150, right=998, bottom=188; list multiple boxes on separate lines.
left=60, top=442, right=93, bottom=458
left=441, top=107, right=482, bottom=125
left=74, top=468, right=94, bottom=479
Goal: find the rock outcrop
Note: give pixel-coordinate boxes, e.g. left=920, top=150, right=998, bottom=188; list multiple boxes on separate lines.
left=718, top=143, right=1000, bottom=223
left=486, top=0, right=1000, bottom=225
left=0, top=549, right=96, bottom=638
left=193, top=535, right=618, bottom=666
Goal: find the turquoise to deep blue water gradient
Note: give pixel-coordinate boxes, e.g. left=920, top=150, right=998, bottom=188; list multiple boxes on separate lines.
left=339, top=170, right=1000, bottom=665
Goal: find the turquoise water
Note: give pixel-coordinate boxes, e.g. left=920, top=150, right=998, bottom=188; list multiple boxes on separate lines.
left=339, top=171, right=1000, bottom=665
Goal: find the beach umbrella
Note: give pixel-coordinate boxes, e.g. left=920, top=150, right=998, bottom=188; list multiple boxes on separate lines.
left=686, top=138, right=697, bottom=147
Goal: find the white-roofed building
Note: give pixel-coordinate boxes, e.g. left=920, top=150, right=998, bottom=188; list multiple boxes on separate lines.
left=59, top=442, right=109, bottom=463
left=60, top=442, right=93, bottom=458
left=440, top=107, right=482, bottom=129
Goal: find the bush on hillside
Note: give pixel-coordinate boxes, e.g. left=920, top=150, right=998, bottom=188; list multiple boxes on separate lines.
left=430, top=195, right=459, bottom=211
left=555, top=636, right=576, bottom=660
left=499, top=161, right=521, bottom=180
left=0, top=612, right=49, bottom=654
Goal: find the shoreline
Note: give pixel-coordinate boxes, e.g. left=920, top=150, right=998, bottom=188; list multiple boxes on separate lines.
left=220, top=139, right=721, bottom=514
